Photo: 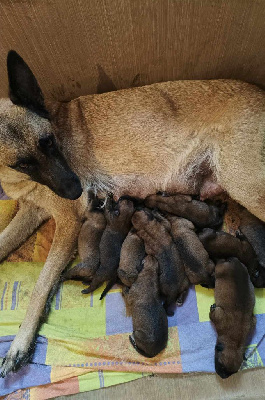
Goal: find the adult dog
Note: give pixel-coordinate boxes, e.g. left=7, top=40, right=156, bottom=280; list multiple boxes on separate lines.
left=0, top=50, right=264, bottom=375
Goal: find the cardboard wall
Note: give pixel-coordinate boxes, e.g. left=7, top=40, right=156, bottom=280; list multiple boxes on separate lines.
left=0, top=0, right=265, bottom=101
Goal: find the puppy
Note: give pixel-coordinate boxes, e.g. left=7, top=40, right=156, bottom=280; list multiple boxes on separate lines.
left=123, top=255, right=168, bottom=358
left=167, top=216, right=215, bottom=287
left=210, top=258, right=256, bottom=379
left=132, top=209, right=189, bottom=315
left=198, top=228, right=264, bottom=287
left=145, top=193, right=223, bottom=228
left=118, top=228, right=146, bottom=287
left=81, top=197, right=135, bottom=297
left=63, top=193, right=106, bottom=281
left=239, top=208, right=265, bottom=269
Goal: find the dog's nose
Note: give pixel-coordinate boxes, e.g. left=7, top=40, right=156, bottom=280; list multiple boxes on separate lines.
left=59, top=174, right=83, bottom=200
left=65, top=177, right=83, bottom=200
left=215, top=359, right=234, bottom=379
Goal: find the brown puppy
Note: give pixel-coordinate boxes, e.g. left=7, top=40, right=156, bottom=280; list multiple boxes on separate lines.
left=145, top=193, right=223, bottom=228
left=167, top=216, right=215, bottom=287
left=198, top=228, right=264, bottom=287
left=123, top=255, right=168, bottom=358
left=118, top=228, right=146, bottom=287
left=132, top=209, right=189, bottom=315
left=239, top=208, right=265, bottom=269
left=81, top=197, right=135, bottom=297
left=63, top=193, right=106, bottom=282
left=210, top=258, right=256, bottom=379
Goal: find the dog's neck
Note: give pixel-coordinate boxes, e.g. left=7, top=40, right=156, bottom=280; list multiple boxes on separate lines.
left=46, top=98, right=115, bottom=198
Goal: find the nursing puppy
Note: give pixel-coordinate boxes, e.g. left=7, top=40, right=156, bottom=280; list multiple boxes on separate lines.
left=239, top=208, right=265, bottom=269
left=167, top=216, right=215, bottom=287
left=123, top=255, right=168, bottom=358
left=210, top=258, right=256, bottom=379
left=63, top=193, right=106, bottom=282
left=145, top=193, right=223, bottom=228
left=132, top=209, right=189, bottom=315
left=199, top=228, right=264, bottom=287
left=118, top=228, right=146, bottom=287
left=81, top=197, right=135, bottom=297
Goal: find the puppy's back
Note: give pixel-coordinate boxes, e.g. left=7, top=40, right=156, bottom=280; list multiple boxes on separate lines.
left=215, top=258, right=255, bottom=316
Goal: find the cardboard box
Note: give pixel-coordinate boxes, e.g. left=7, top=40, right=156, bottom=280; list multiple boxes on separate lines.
left=0, top=0, right=264, bottom=101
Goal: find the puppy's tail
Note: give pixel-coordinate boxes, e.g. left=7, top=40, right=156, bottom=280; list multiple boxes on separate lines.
left=100, top=276, right=117, bottom=300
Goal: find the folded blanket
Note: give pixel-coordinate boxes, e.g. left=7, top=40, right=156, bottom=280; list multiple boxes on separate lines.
left=0, top=189, right=265, bottom=399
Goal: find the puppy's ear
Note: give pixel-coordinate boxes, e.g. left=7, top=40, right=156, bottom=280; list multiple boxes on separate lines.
left=7, top=50, right=49, bottom=119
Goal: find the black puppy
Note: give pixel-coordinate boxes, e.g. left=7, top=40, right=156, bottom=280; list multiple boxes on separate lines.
left=123, top=255, right=168, bottom=358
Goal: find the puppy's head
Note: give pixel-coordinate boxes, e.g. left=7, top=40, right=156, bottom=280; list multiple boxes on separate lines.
left=0, top=51, right=82, bottom=200
left=105, top=196, right=135, bottom=227
left=214, top=341, right=244, bottom=379
left=129, top=328, right=167, bottom=358
left=131, top=208, right=154, bottom=229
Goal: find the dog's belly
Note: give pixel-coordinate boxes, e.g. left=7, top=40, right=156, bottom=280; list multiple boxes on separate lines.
left=112, top=171, right=223, bottom=201
left=112, top=174, right=197, bottom=200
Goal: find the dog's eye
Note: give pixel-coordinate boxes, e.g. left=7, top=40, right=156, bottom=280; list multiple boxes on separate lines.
left=39, top=135, right=54, bottom=149
left=46, top=138, right=53, bottom=147
left=18, top=162, right=29, bottom=169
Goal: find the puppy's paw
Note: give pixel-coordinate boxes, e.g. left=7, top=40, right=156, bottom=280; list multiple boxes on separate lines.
left=235, top=230, right=246, bottom=240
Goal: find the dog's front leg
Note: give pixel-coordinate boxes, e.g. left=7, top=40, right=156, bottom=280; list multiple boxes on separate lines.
left=0, top=202, right=49, bottom=262
left=0, top=217, right=81, bottom=377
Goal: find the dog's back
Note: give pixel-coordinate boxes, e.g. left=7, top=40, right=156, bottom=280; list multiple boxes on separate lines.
left=50, top=79, right=265, bottom=223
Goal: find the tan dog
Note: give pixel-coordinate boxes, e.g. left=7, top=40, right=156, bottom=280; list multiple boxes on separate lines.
left=210, top=258, right=256, bottom=379
left=167, top=216, right=215, bottom=287
left=123, top=255, right=168, bottom=358
left=132, top=209, right=189, bottom=315
left=118, top=228, right=146, bottom=287
left=1, top=49, right=265, bottom=375
left=198, top=228, right=264, bottom=287
left=145, top=194, right=223, bottom=228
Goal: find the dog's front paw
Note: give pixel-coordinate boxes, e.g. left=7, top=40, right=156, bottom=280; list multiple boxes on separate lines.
left=0, top=333, right=35, bottom=378
left=0, top=347, right=31, bottom=378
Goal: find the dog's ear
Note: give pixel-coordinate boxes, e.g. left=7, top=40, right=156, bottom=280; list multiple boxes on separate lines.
left=7, top=50, right=49, bottom=119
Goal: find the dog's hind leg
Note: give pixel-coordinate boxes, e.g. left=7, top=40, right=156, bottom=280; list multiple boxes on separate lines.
left=0, top=202, right=49, bottom=262
left=0, top=216, right=81, bottom=377
left=215, top=128, right=265, bottom=223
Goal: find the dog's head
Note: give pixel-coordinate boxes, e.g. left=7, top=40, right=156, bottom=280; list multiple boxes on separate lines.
left=0, top=50, right=82, bottom=200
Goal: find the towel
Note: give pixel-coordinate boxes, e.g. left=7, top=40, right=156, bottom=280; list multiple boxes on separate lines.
left=0, top=188, right=265, bottom=399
